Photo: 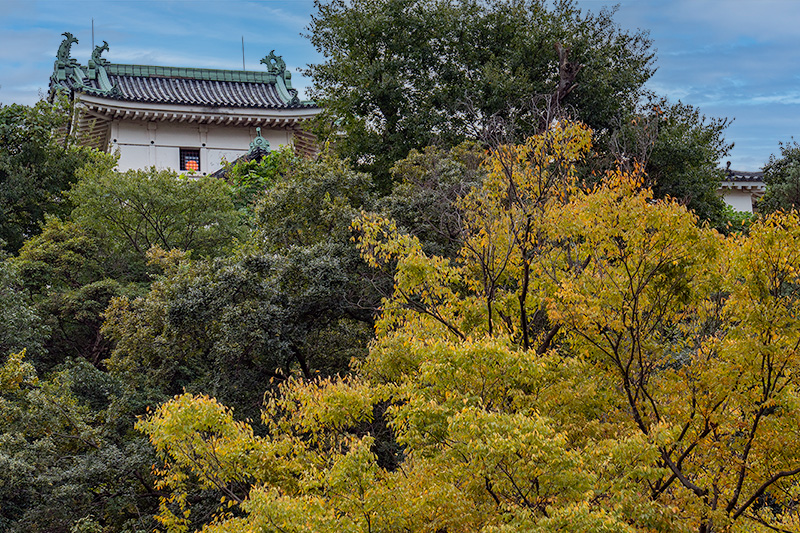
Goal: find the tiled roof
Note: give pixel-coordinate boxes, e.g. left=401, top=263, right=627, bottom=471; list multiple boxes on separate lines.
left=50, top=33, right=314, bottom=110
left=103, top=74, right=293, bottom=108
left=723, top=169, right=764, bottom=183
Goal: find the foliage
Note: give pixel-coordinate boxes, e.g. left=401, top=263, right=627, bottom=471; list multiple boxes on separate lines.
left=0, top=260, right=48, bottom=363
left=0, top=127, right=248, bottom=532
left=95, top=154, right=381, bottom=532
left=376, top=142, right=487, bottom=258
left=758, top=140, right=800, bottom=213
left=14, top=216, right=105, bottom=292
left=11, top=216, right=145, bottom=372
left=104, top=247, right=370, bottom=423
left=70, top=162, right=243, bottom=266
left=104, top=155, right=379, bottom=426
left=0, top=98, right=95, bottom=253
left=139, top=121, right=800, bottom=532
left=0, top=350, right=158, bottom=533
left=645, top=100, right=730, bottom=226
left=223, top=146, right=299, bottom=214
left=306, top=0, right=654, bottom=189
left=607, top=98, right=731, bottom=225
left=459, top=121, right=593, bottom=346
left=720, top=204, right=753, bottom=234
left=254, top=152, right=374, bottom=249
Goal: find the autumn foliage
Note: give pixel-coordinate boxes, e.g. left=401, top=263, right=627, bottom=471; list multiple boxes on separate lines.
left=132, top=121, right=800, bottom=532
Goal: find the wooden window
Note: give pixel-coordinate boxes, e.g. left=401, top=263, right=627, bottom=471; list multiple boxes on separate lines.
left=180, top=149, right=200, bottom=172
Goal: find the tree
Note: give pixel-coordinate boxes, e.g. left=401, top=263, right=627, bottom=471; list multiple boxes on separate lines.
left=11, top=216, right=143, bottom=372
left=104, top=245, right=372, bottom=422
left=104, top=154, right=379, bottom=424
left=138, top=121, right=800, bottom=532
left=307, top=0, right=731, bottom=227
left=97, top=154, right=381, bottom=533
left=222, top=146, right=300, bottom=216
left=0, top=124, right=246, bottom=532
left=376, top=142, right=486, bottom=258
left=69, top=161, right=243, bottom=268
left=0, top=260, right=48, bottom=362
left=253, top=152, right=374, bottom=250
left=0, top=350, right=159, bottom=533
left=306, top=0, right=654, bottom=189
left=0, top=98, right=94, bottom=253
left=605, top=98, right=732, bottom=226
left=757, top=140, right=800, bottom=213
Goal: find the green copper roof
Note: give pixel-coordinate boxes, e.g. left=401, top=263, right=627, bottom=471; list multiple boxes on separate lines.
left=104, top=64, right=279, bottom=84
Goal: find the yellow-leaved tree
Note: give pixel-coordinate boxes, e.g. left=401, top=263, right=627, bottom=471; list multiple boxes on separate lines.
left=137, top=120, right=800, bottom=533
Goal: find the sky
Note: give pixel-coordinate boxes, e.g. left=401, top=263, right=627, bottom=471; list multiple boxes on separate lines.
left=1, top=0, right=797, bottom=171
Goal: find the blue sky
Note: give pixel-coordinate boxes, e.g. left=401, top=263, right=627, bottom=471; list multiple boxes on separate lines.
left=1, top=0, right=797, bottom=171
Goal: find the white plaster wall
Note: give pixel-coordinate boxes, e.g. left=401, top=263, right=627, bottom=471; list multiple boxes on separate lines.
left=111, top=121, right=293, bottom=174
left=154, top=146, right=181, bottom=169
left=116, top=145, right=150, bottom=171
left=721, top=190, right=755, bottom=213
left=114, top=121, right=150, bottom=145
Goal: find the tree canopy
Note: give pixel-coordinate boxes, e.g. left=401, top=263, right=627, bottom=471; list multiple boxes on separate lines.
left=607, top=98, right=732, bottom=226
left=0, top=98, right=95, bottom=253
left=306, top=0, right=730, bottom=228
left=0, top=3, right=767, bottom=531
left=758, top=140, right=800, bottom=213
left=70, top=162, right=244, bottom=263
left=306, top=0, right=654, bottom=190
left=137, top=122, right=800, bottom=533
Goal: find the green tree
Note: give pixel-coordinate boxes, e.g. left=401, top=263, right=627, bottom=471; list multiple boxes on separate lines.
left=0, top=260, right=48, bottom=362
left=0, top=98, right=94, bottom=253
left=306, top=0, right=654, bottom=189
left=757, top=140, right=800, bottom=213
left=254, top=152, right=373, bottom=249
left=222, top=146, right=300, bottom=215
left=70, top=162, right=243, bottom=268
left=376, top=142, right=486, bottom=258
left=11, top=216, right=145, bottom=372
left=104, top=246, right=372, bottom=421
left=605, top=98, right=732, bottom=226
left=0, top=351, right=159, bottom=533
left=104, top=155, right=379, bottom=424
left=94, top=154, right=380, bottom=533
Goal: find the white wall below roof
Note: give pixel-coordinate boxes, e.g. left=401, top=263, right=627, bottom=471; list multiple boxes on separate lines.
left=720, top=189, right=756, bottom=213
left=111, top=120, right=292, bottom=174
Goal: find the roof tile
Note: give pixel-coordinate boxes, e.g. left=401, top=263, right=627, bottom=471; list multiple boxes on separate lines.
left=72, top=74, right=304, bottom=108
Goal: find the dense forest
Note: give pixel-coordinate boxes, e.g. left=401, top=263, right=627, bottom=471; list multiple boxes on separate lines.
left=2, top=1, right=800, bottom=532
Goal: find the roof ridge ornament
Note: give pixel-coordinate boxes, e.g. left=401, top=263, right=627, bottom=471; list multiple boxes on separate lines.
left=91, top=41, right=110, bottom=66
left=87, top=41, right=117, bottom=94
left=248, top=127, right=271, bottom=155
left=260, top=50, right=300, bottom=106
left=260, top=50, right=286, bottom=76
left=51, top=32, right=91, bottom=94
left=51, top=33, right=118, bottom=97
left=56, top=32, right=79, bottom=65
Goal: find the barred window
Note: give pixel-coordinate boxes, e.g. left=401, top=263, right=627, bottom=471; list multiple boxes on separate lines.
left=180, top=149, right=200, bottom=172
